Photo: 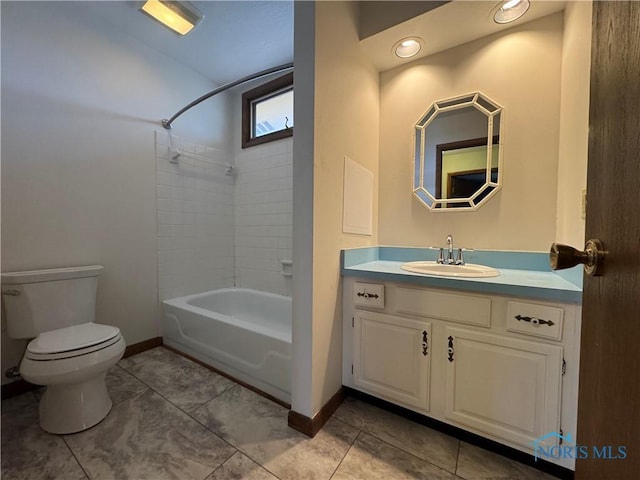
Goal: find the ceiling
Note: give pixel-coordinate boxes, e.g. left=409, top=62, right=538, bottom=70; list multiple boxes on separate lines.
left=360, top=1, right=566, bottom=72
left=76, top=1, right=564, bottom=86
left=78, top=1, right=294, bottom=86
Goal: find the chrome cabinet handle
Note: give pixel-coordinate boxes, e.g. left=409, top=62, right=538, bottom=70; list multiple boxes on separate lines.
left=1, top=290, right=20, bottom=296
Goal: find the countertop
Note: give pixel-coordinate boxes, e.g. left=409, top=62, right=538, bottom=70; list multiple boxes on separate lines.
left=341, top=247, right=582, bottom=304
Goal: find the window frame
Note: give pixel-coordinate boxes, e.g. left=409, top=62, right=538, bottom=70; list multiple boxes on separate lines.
left=241, top=72, right=293, bottom=149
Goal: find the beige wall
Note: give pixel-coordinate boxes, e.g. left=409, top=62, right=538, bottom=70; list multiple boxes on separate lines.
left=378, top=13, right=564, bottom=251
left=312, top=0, right=379, bottom=413
left=555, top=1, right=592, bottom=248
left=291, top=0, right=380, bottom=417
left=1, top=2, right=231, bottom=383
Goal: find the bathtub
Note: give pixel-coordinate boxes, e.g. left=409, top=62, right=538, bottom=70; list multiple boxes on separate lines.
left=162, top=288, right=292, bottom=403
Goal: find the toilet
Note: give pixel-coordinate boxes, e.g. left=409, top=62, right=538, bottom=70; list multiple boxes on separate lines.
left=1, top=265, right=126, bottom=434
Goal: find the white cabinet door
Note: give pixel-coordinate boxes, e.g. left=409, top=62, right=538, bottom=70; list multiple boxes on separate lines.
left=444, top=327, right=563, bottom=449
left=353, top=311, right=431, bottom=412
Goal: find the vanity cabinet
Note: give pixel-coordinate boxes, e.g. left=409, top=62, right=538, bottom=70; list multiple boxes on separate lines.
left=343, top=278, right=581, bottom=469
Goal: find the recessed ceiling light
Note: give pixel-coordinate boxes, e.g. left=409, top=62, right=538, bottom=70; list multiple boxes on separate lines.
left=493, top=0, right=530, bottom=24
left=140, top=0, right=203, bottom=36
left=393, top=37, right=423, bottom=59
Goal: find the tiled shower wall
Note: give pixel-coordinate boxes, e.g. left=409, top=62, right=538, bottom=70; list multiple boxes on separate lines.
left=155, top=131, right=235, bottom=301
left=234, top=138, right=293, bottom=296
left=155, top=132, right=293, bottom=300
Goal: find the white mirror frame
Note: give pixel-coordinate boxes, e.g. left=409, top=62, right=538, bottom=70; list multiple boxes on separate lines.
left=413, top=92, right=504, bottom=211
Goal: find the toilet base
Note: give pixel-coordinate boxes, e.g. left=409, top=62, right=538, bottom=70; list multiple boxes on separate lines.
left=39, top=373, right=113, bottom=434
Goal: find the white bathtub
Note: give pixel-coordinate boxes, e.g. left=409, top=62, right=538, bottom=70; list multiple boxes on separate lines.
left=162, top=288, right=292, bottom=403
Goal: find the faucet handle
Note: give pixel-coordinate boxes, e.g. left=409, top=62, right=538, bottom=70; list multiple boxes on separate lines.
left=455, top=248, right=465, bottom=265
left=437, top=248, right=445, bottom=264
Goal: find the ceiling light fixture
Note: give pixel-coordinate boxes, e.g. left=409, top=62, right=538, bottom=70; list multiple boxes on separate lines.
left=493, top=0, right=530, bottom=24
left=140, top=0, right=203, bottom=36
left=393, top=37, right=423, bottom=59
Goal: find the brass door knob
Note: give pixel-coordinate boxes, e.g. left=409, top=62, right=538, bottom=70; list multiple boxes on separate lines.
left=549, top=239, right=607, bottom=276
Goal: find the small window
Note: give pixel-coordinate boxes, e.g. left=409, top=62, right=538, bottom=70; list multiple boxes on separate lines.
left=242, top=73, right=293, bottom=148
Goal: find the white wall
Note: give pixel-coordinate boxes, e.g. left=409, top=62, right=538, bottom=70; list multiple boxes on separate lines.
left=156, top=87, right=294, bottom=301
left=1, top=2, right=231, bottom=383
left=555, top=1, right=592, bottom=248
left=292, top=0, right=380, bottom=417
left=155, top=80, right=294, bottom=302
left=292, top=0, right=316, bottom=418
left=378, top=13, right=564, bottom=251
left=231, top=90, right=293, bottom=297
left=156, top=132, right=235, bottom=301
left=233, top=138, right=293, bottom=297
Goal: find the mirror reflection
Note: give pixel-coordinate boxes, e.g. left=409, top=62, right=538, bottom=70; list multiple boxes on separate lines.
left=413, top=92, right=503, bottom=211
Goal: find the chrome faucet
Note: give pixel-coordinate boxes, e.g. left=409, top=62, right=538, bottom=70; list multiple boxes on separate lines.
left=446, top=234, right=454, bottom=264
left=436, top=234, right=466, bottom=265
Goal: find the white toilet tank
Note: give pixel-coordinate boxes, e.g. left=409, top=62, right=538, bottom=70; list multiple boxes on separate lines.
left=1, top=265, right=104, bottom=339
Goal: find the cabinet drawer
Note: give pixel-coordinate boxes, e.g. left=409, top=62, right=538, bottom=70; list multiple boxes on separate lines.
left=353, top=282, right=385, bottom=308
left=507, top=301, right=564, bottom=341
left=396, top=287, right=491, bottom=327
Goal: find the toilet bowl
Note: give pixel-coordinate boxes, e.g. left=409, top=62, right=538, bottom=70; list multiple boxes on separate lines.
left=1, top=265, right=126, bottom=434
left=20, top=322, right=126, bottom=434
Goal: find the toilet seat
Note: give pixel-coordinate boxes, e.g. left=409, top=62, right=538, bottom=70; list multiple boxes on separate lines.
left=25, top=323, right=122, bottom=361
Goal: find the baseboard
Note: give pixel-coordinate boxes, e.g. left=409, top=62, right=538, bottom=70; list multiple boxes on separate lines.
left=1, top=336, right=163, bottom=400
left=1, top=379, right=39, bottom=400
left=123, top=336, right=163, bottom=358
left=162, top=343, right=291, bottom=409
left=288, top=387, right=346, bottom=438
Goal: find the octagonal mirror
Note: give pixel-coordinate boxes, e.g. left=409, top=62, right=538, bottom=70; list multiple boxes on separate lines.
left=413, top=92, right=503, bottom=211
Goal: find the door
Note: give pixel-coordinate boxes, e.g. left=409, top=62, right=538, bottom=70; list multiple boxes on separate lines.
left=576, top=2, right=640, bottom=478
left=353, top=311, right=431, bottom=412
left=444, top=327, right=563, bottom=449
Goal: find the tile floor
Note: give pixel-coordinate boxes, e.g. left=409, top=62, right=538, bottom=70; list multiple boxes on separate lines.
left=1, top=347, right=557, bottom=480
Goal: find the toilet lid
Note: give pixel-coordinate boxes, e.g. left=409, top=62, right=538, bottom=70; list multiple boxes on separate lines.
left=27, top=322, right=121, bottom=355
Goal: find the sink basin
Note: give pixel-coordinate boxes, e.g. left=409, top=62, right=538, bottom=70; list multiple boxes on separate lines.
left=400, top=261, right=499, bottom=278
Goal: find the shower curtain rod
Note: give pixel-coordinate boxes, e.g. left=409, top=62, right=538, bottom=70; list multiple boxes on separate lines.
left=161, top=62, right=294, bottom=130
